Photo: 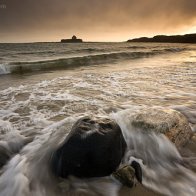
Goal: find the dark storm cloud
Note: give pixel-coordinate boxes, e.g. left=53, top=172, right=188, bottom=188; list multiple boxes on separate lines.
left=0, top=0, right=196, bottom=42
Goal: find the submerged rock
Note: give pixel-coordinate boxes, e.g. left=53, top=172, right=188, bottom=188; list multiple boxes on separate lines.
left=51, top=116, right=127, bottom=178
left=131, top=108, right=192, bottom=148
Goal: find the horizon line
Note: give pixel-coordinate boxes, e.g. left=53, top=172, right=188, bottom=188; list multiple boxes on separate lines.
left=0, top=32, right=195, bottom=44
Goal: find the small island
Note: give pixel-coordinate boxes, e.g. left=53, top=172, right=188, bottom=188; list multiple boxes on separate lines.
left=61, top=35, right=83, bottom=43
left=127, top=33, right=196, bottom=44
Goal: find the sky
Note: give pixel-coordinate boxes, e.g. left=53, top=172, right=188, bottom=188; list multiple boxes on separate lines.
left=0, top=0, right=196, bottom=42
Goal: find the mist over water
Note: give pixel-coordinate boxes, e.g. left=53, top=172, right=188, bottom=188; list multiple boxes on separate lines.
left=0, top=42, right=195, bottom=196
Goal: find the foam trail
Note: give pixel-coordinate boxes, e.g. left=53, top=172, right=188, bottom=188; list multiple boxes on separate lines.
left=0, top=117, right=75, bottom=196
left=111, top=109, right=196, bottom=196
left=0, top=116, right=121, bottom=196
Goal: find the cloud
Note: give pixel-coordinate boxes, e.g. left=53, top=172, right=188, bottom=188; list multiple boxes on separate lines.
left=0, top=0, right=196, bottom=42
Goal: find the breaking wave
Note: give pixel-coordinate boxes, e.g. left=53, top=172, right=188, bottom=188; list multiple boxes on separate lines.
left=2, top=48, right=187, bottom=75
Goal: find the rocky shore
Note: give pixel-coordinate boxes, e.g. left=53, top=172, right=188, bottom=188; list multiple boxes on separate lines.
left=127, top=33, right=196, bottom=43
left=0, top=107, right=195, bottom=195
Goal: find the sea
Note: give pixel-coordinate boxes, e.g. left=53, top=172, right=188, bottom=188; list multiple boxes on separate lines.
left=0, top=42, right=196, bottom=196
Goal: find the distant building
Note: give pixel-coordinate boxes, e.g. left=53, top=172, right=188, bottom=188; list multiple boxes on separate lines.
left=61, top=35, right=83, bottom=43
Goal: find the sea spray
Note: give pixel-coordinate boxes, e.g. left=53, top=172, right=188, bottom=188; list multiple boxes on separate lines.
left=0, top=116, right=123, bottom=196
left=0, top=64, right=10, bottom=75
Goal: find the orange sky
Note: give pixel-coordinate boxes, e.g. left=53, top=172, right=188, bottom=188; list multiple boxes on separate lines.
left=0, top=0, right=196, bottom=42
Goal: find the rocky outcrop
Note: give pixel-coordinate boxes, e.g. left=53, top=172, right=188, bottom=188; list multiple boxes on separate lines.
left=127, top=33, right=196, bottom=43
left=131, top=108, right=192, bottom=148
left=51, top=116, right=127, bottom=178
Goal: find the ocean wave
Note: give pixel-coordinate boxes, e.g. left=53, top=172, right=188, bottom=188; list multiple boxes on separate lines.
left=1, top=48, right=188, bottom=75
left=75, top=48, right=105, bottom=53
left=126, top=46, right=147, bottom=49
left=152, top=47, right=186, bottom=53
left=163, top=47, right=187, bottom=52
left=16, top=51, right=56, bottom=55
left=7, top=51, right=155, bottom=74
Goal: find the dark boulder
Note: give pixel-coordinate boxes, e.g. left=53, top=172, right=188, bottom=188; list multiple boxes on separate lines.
left=51, top=117, right=127, bottom=178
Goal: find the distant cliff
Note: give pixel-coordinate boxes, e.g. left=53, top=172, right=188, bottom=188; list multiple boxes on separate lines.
left=127, top=33, right=196, bottom=44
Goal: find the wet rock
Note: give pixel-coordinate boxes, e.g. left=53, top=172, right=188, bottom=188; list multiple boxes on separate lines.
left=51, top=116, right=127, bottom=178
left=112, top=161, right=142, bottom=188
left=131, top=108, right=192, bottom=148
left=186, top=132, right=196, bottom=154
left=191, top=133, right=196, bottom=143
left=113, top=165, right=135, bottom=188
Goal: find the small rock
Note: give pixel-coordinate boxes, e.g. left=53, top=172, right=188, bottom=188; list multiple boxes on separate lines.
left=112, top=165, right=135, bottom=188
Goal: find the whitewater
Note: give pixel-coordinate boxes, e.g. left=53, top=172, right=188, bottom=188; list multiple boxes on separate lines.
left=0, top=42, right=195, bottom=196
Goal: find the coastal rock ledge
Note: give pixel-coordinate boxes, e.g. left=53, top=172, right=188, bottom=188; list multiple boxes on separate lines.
left=130, top=108, right=193, bottom=148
